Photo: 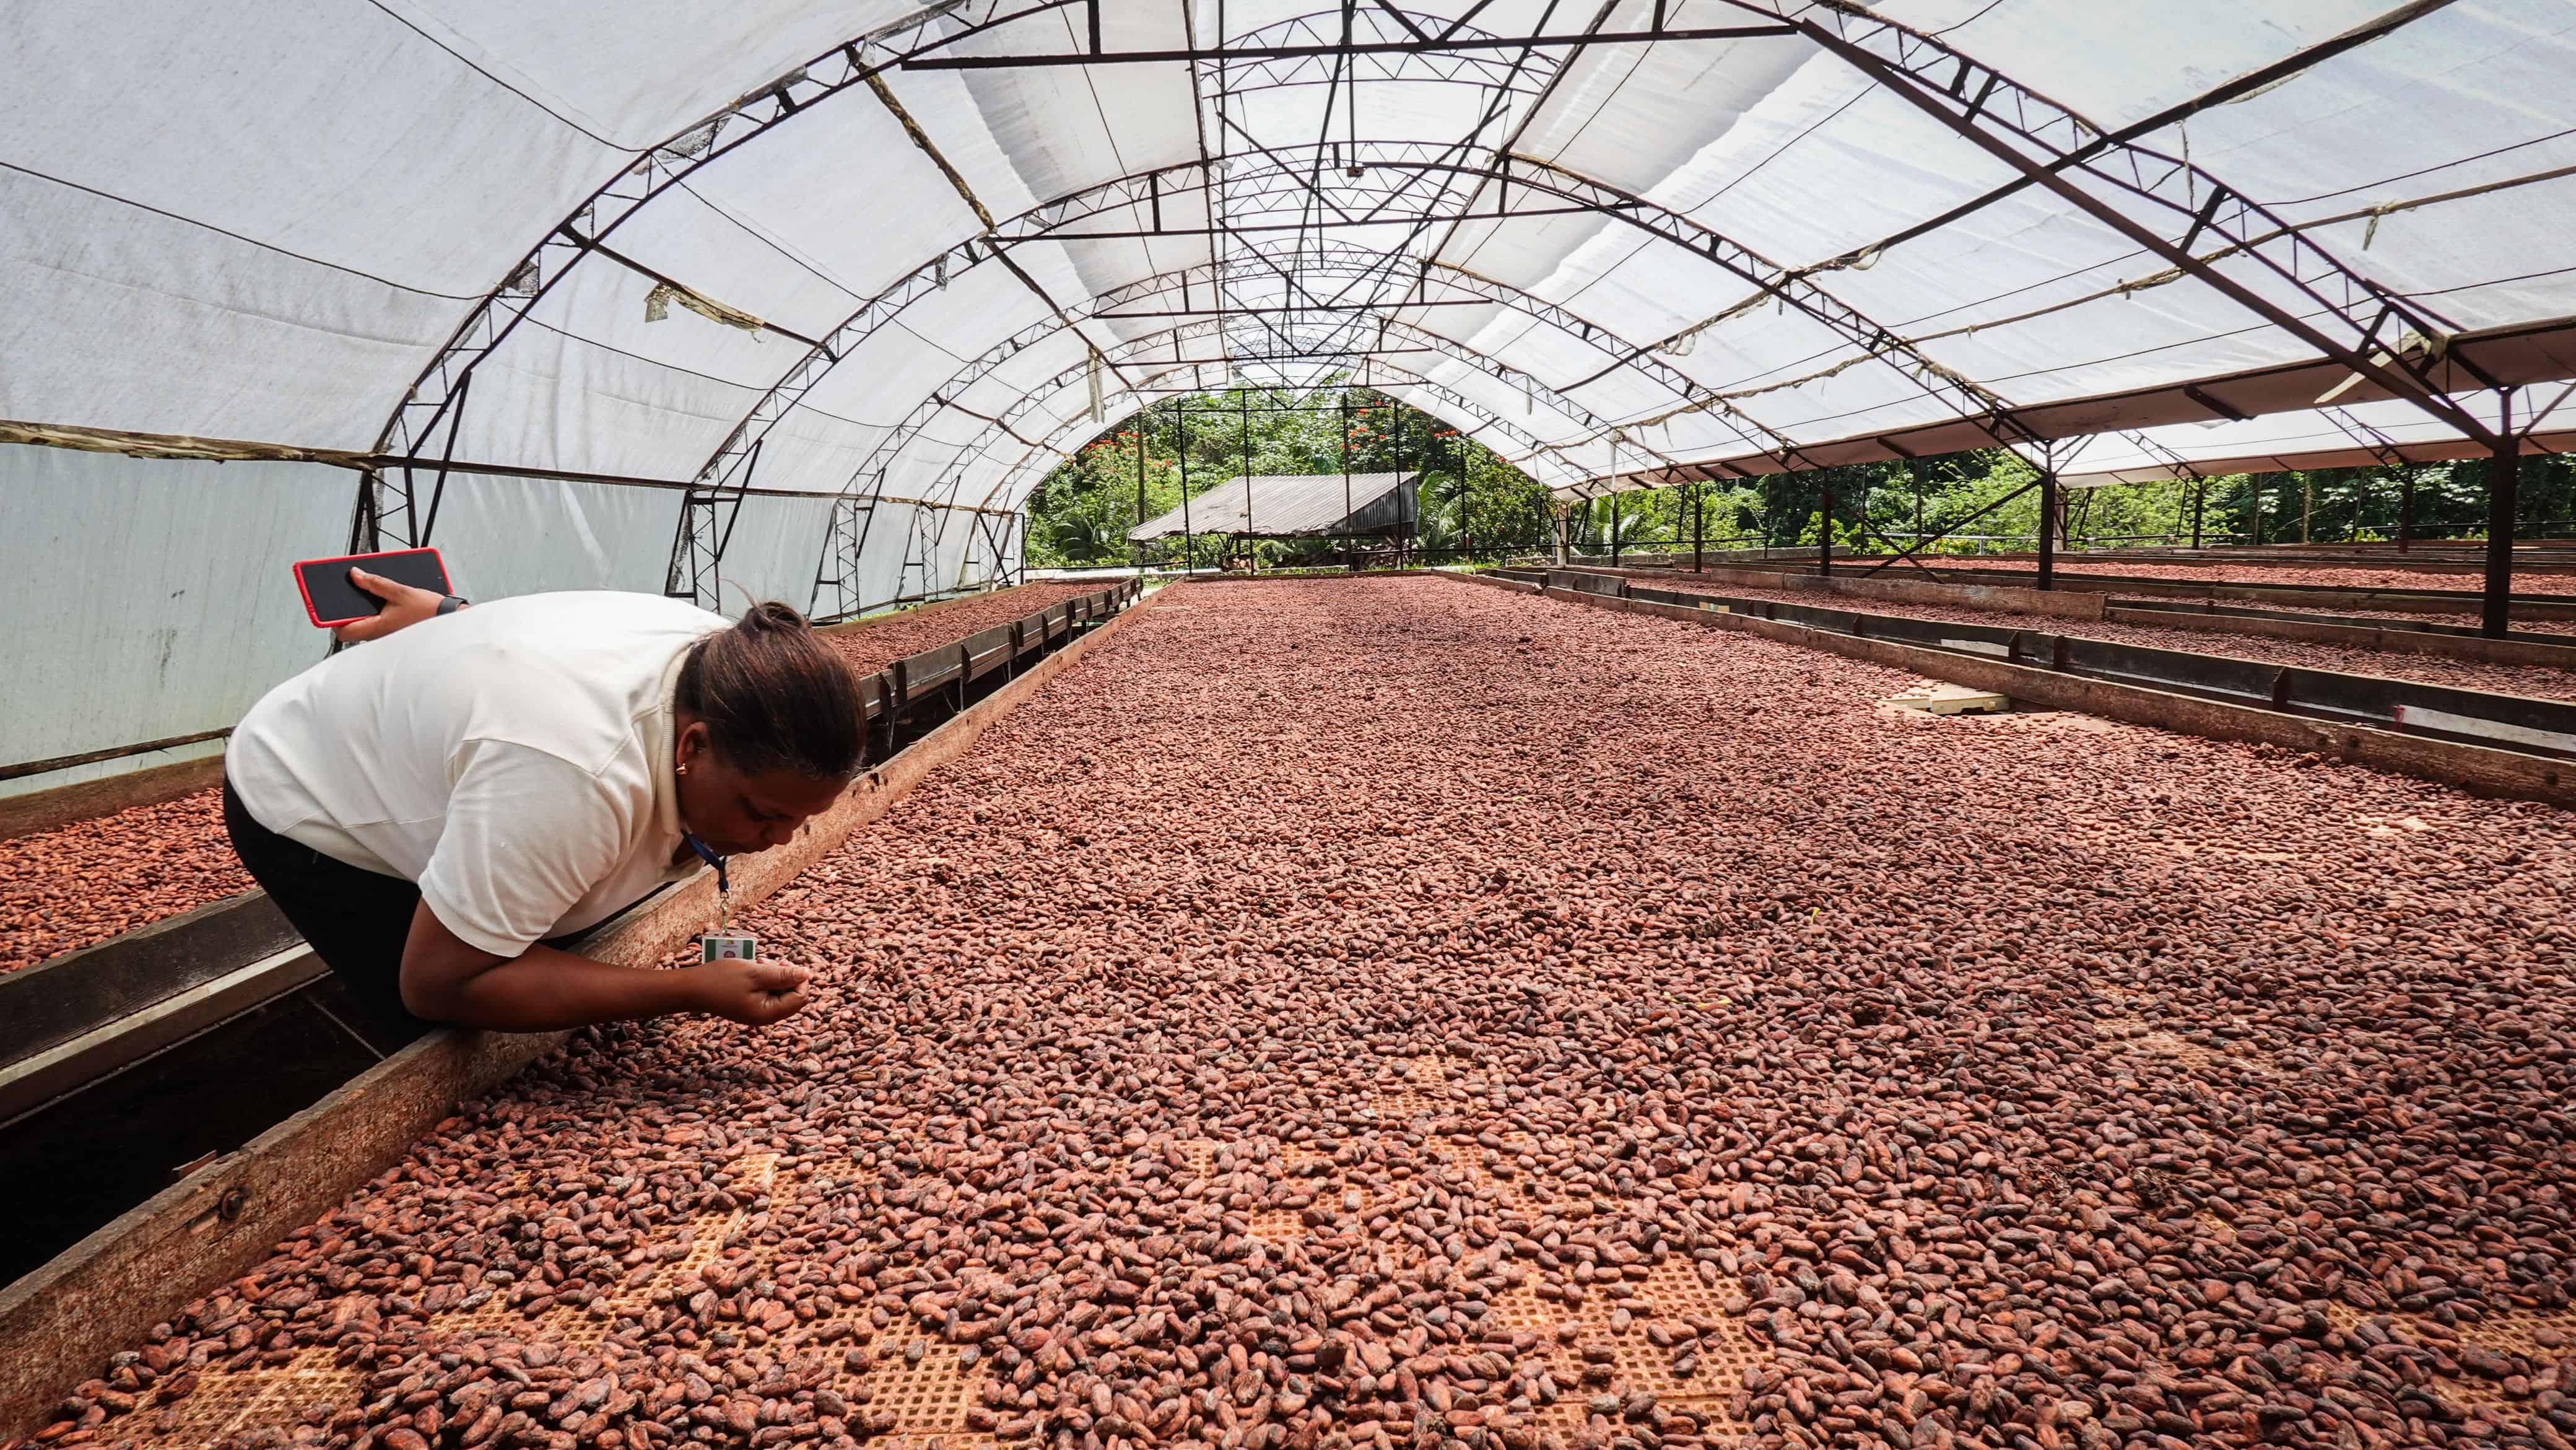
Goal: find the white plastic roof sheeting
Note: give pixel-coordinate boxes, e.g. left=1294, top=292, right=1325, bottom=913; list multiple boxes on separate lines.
left=11, top=0, right=2576, bottom=609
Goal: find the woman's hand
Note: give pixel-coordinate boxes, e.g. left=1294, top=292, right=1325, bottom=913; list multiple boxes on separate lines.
left=335, top=567, right=456, bottom=644
left=399, top=904, right=811, bottom=1030
left=687, top=958, right=812, bottom=1025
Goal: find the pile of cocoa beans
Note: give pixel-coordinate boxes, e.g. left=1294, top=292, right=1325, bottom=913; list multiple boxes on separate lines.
left=25, top=577, right=2576, bottom=1450
left=2, top=789, right=246, bottom=973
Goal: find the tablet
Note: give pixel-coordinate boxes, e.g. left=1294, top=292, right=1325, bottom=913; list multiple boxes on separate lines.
left=293, top=548, right=453, bottom=628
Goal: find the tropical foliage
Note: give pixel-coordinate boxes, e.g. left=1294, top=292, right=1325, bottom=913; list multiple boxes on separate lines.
left=1025, top=382, right=2576, bottom=568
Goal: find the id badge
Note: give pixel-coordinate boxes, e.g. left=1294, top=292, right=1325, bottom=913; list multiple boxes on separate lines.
left=701, top=932, right=759, bottom=963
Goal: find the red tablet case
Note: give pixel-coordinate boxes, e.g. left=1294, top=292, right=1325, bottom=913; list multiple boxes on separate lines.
left=292, top=548, right=452, bottom=628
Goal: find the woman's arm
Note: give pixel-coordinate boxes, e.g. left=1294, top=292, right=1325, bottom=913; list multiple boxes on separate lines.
left=397, top=901, right=811, bottom=1030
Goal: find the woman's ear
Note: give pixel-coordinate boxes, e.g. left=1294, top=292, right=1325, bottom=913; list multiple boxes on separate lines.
left=675, top=718, right=712, bottom=775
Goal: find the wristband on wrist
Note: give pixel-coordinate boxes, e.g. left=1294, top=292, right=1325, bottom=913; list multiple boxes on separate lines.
left=435, top=595, right=469, bottom=616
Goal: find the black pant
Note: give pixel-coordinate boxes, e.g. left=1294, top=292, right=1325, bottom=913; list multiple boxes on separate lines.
left=222, top=776, right=432, bottom=1033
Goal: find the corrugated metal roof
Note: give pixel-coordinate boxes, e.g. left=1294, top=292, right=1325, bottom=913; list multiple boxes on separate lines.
left=1128, top=472, right=1418, bottom=540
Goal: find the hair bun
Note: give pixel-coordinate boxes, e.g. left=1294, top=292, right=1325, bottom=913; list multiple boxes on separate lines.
left=738, top=600, right=810, bottom=633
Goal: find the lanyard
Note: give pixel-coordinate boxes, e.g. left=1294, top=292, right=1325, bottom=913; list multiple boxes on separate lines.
left=682, top=831, right=730, bottom=927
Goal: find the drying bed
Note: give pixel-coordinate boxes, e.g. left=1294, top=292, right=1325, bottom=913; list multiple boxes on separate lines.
left=1646, top=580, right=2576, bottom=704
left=823, top=584, right=1103, bottom=676
left=1, top=790, right=248, bottom=975
left=22, top=577, right=2576, bottom=1450
left=0, top=584, right=1084, bottom=977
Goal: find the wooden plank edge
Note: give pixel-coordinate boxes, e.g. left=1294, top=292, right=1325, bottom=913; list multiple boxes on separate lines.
left=0, top=586, right=1165, bottom=1437
left=1442, top=569, right=2576, bottom=810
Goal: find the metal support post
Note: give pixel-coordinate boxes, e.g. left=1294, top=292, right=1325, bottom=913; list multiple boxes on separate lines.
left=1609, top=498, right=1621, bottom=566
left=1817, top=471, right=1834, bottom=577
left=1458, top=432, right=1476, bottom=566
left=2300, top=477, right=2313, bottom=544
left=1692, top=480, right=1705, bottom=572
left=1341, top=390, right=1355, bottom=571
left=2191, top=480, right=2206, bottom=549
left=1394, top=397, right=1409, bottom=568
left=2035, top=456, right=2057, bottom=590
left=1176, top=397, right=1193, bottom=576
left=2397, top=466, right=2416, bottom=554
left=1239, top=389, right=1254, bottom=564
left=347, top=468, right=383, bottom=554
left=1134, top=416, right=1147, bottom=572
left=1553, top=502, right=1570, bottom=565
left=2486, top=392, right=2522, bottom=639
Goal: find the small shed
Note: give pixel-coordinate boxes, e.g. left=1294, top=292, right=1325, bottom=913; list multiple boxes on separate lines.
left=1127, top=471, right=1419, bottom=541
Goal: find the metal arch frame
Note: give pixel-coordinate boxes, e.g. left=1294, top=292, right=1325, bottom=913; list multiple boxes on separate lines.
left=653, top=137, right=1941, bottom=592
left=850, top=320, right=1596, bottom=565
left=369, top=0, right=1089, bottom=462
left=951, top=144, right=2063, bottom=460
left=803, top=349, right=1580, bottom=621
left=825, top=250, right=1799, bottom=499
left=832, top=0, right=2480, bottom=448
left=872, top=312, right=1635, bottom=509
left=938, top=365, right=1564, bottom=544
left=664, top=130, right=2074, bottom=539
left=353, top=1, right=2507, bottom=606
left=366, top=1, right=2485, bottom=491
left=967, top=346, right=1582, bottom=509
left=351, top=0, right=1097, bottom=554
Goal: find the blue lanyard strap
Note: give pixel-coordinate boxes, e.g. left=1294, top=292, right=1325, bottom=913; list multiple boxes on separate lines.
left=682, top=832, right=729, bottom=896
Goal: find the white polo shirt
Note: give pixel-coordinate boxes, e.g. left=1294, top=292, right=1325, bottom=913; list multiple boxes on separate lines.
left=227, top=592, right=728, bottom=957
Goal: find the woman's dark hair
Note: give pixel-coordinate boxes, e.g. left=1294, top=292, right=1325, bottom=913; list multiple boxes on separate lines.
left=675, top=601, right=867, bottom=778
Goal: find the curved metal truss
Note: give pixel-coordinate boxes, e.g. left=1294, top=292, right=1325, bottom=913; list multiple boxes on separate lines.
left=826, top=250, right=1771, bottom=500
left=373, top=0, right=1103, bottom=463
left=376, top=1, right=2479, bottom=500
left=806, top=344, right=1570, bottom=620
left=883, top=312, right=1637, bottom=503
left=1216, top=6, right=1560, bottom=96
left=986, top=355, right=1572, bottom=507
left=355, top=0, right=1103, bottom=554
left=364, top=0, right=2502, bottom=611
left=659, top=131, right=2076, bottom=592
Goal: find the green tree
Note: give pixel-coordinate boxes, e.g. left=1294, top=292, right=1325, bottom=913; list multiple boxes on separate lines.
left=1022, top=380, right=1555, bottom=567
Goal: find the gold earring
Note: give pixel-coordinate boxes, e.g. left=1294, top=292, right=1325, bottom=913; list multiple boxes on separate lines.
left=677, top=763, right=689, bottom=776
